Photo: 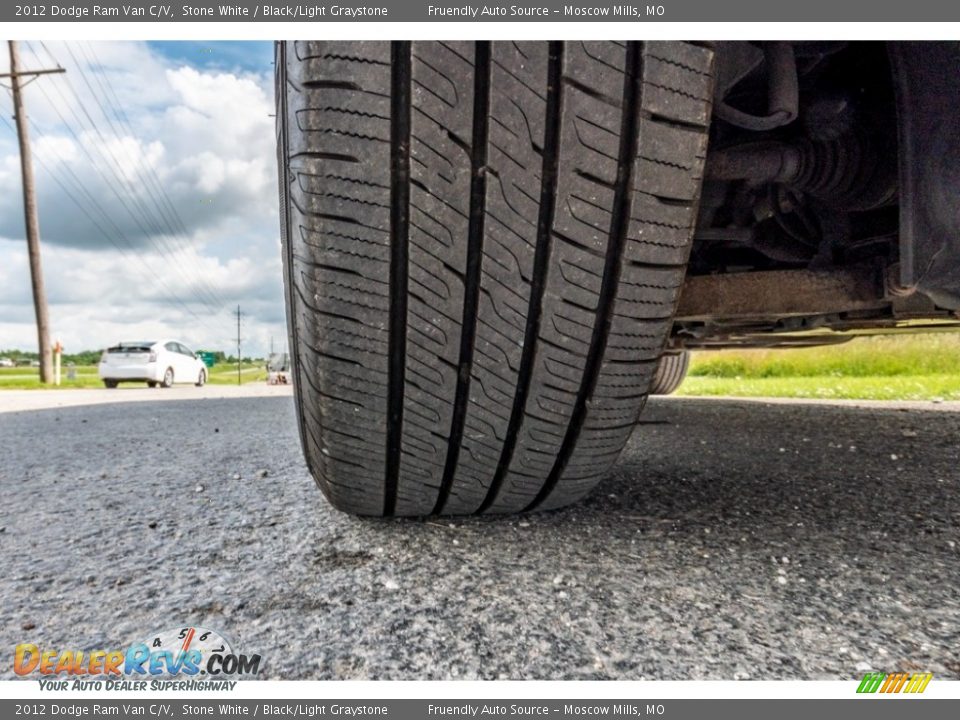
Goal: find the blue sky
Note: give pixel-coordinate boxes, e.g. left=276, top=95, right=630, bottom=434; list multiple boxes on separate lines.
left=147, top=41, right=274, bottom=75
left=0, top=41, right=285, bottom=357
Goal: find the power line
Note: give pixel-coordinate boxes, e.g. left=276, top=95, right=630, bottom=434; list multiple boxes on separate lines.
left=0, top=110, right=227, bottom=340
left=57, top=42, right=226, bottom=311
left=80, top=42, right=201, bottom=253
left=69, top=42, right=211, bottom=266
left=14, top=51, right=225, bottom=324
left=25, top=42, right=227, bottom=313
left=0, top=41, right=258, bottom=352
left=43, top=38, right=189, bottom=240
left=16, top=71, right=225, bottom=320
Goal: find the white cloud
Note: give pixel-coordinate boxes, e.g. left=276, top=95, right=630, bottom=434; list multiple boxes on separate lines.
left=0, top=41, right=285, bottom=357
left=0, top=243, right=284, bottom=356
left=34, top=135, right=80, bottom=164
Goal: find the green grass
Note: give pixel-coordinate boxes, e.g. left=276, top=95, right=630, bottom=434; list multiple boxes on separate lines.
left=677, top=333, right=960, bottom=401
left=5, top=334, right=958, bottom=400
left=207, top=366, right=268, bottom=385
left=677, top=375, right=960, bottom=401
left=0, top=364, right=267, bottom=389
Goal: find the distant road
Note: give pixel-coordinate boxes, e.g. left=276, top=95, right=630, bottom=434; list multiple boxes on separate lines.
left=0, top=383, right=292, bottom=414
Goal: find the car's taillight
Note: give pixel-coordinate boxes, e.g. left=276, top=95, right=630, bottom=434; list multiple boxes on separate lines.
left=148, top=351, right=157, bottom=362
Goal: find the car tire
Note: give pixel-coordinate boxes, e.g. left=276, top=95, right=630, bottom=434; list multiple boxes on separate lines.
left=277, top=40, right=714, bottom=516
left=196, top=369, right=206, bottom=387
left=649, top=351, right=691, bottom=395
left=147, top=381, right=158, bottom=388
left=104, top=380, right=118, bottom=389
left=161, top=368, right=174, bottom=389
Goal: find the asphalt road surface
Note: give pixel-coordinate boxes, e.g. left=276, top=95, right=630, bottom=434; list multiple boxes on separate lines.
left=1, top=391, right=957, bottom=680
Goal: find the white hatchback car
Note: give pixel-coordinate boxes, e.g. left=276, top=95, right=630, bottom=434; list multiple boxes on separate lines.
left=99, top=340, right=208, bottom=388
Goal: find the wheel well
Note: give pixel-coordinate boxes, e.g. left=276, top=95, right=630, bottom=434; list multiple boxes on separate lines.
left=675, top=41, right=960, bottom=350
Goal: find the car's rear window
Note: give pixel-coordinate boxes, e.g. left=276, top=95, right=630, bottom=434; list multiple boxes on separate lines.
left=107, top=343, right=155, bottom=354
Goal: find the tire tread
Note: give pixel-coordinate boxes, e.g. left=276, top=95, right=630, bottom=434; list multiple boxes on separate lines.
left=278, top=41, right=714, bottom=516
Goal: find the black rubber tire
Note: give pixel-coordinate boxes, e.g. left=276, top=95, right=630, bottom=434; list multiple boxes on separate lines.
left=649, top=351, right=691, bottom=395
left=104, top=380, right=118, bottom=389
left=161, top=368, right=174, bottom=389
left=277, top=41, right=714, bottom=516
left=195, top=370, right=206, bottom=387
left=147, top=381, right=158, bottom=388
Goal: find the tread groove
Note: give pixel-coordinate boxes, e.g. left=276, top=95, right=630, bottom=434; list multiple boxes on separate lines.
left=477, top=44, right=564, bottom=515
left=384, top=41, right=412, bottom=517
left=432, top=42, right=492, bottom=515
left=474, top=42, right=563, bottom=514
left=525, top=41, right=644, bottom=512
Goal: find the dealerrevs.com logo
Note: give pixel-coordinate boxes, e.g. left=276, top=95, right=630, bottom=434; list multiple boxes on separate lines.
left=15, top=627, right=261, bottom=691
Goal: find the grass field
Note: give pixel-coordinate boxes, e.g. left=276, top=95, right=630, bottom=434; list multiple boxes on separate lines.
left=0, top=363, right=267, bottom=389
left=677, top=333, right=960, bottom=401
left=3, top=334, right=958, bottom=400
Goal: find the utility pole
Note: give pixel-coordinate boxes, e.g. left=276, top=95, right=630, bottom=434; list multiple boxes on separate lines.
left=235, top=304, right=242, bottom=386
left=2, top=41, right=64, bottom=384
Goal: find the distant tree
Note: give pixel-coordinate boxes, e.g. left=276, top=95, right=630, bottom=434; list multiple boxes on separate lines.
left=0, top=349, right=38, bottom=362
left=64, top=350, right=103, bottom=365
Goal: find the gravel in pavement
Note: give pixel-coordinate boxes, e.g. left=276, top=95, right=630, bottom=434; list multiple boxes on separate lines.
left=1, top=395, right=957, bottom=680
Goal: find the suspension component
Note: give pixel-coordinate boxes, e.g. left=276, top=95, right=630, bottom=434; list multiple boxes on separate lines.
left=714, top=42, right=799, bottom=131
left=706, top=135, right=896, bottom=211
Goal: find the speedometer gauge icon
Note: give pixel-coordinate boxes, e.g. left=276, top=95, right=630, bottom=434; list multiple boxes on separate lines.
left=141, top=626, right=233, bottom=676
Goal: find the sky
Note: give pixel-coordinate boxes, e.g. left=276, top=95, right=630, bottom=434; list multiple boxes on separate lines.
left=0, top=40, right=285, bottom=357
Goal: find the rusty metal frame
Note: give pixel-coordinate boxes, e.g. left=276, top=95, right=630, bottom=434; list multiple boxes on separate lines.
left=675, top=265, right=887, bottom=322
